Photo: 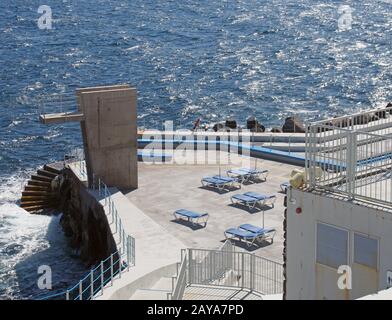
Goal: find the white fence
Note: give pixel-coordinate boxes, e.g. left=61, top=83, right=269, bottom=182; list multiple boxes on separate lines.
left=306, top=107, right=392, bottom=206
left=168, top=242, right=283, bottom=300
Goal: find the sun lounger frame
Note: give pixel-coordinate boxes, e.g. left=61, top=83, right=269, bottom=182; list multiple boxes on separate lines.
left=173, top=209, right=209, bottom=227
left=230, top=192, right=276, bottom=209
left=201, top=176, right=241, bottom=191
left=227, top=168, right=269, bottom=183
left=224, top=225, right=276, bottom=247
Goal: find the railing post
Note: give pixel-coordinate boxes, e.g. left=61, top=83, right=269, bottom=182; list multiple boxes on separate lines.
left=101, top=261, right=104, bottom=295
left=346, top=131, right=357, bottom=199
left=274, top=263, right=277, bottom=294
left=118, top=214, right=121, bottom=236
left=241, top=253, right=245, bottom=288
left=188, top=249, right=192, bottom=284
left=79, top=280, right=83, bottom=300
left=119, top=259, right=122, bottom=279
left=90, top=269, right=94, bottom=299
left=250, top=254, right=254, bottom=291
left=127, top=236, right=131, bottom=270
left=122, top=230, right=125, bottom=251
left=110, top=254, right=114, bottom=286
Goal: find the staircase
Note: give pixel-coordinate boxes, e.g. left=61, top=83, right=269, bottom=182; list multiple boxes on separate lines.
left=129, top=277, right=174, bottom=300
left=20, top=164, right=62, bottom=213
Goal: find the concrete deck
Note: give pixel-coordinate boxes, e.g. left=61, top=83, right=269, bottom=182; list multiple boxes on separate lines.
left=183, top=285, right=263, bottom=300
left=94, top=189, right=185, bottom=300
left=126, top=153, right=300, bottom=262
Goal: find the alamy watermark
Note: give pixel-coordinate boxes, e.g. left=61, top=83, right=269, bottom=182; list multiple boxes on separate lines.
left=337, top=5, right=353, bottom=32
left=37, top=5, right=52, bottom=30
left=140, top=121, right=252, bottom=168
left=37, top=265, right=52, bottom=290
left=337, top=265, right=352, bottom=290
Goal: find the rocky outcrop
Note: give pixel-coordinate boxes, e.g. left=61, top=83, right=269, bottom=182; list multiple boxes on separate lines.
left=225, top=118, right=237, bottom=129
left=386, top=102, right=392, bottom=114
left=212, top=122, right=225, bottom=132
left=271, top=127, right=282, bottom=133
left=58, top=168, right=117, bottom=267
left=246, top=116, right=265, bottom=132
left=282, top=116, right=305, bottom=133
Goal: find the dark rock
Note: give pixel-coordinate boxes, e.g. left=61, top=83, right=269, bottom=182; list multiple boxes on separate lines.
left=370, top=114, right=379, bottom=122
left=253, top=123, right=265, bottom=132
left=282, top=116, right=305, bottom=133
left=386, top=102, right=392, bottom=114
left=374, top=109, right=387, bottom=119
left=225, top=118, right=237, bottom=129
left=271, top=127, right=282, bottom=133
left=246, top=116, right=257, bottom=130
left=247, top=116, right=265, bottom=132
left=212, top=122, right=225, bottom=132
left=353, top=114, right=371, bottom=125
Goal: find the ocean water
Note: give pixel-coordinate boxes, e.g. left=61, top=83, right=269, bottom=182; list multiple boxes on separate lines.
left=0, top=0, right=391, bottom=299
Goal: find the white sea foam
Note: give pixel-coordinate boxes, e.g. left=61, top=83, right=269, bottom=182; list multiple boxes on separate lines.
left=0, top=172, right=85, bottom=299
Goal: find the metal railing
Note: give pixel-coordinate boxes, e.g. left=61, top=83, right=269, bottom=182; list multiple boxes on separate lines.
left=168, top=242, right=283, bottom=299
left=306, top=107, right=392, bottom=206
left=167, top=249, right=188, bottom=300
left=37, top=157, right=136, bottom=300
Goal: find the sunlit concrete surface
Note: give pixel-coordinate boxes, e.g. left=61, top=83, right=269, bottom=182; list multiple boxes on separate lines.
left=183, top=285, right=263, bottom=300
left=126, top=152, right=301, bottom=262
left=94, top=189, right=184, bottom=300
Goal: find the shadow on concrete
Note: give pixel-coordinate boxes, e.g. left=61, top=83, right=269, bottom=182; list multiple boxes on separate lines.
left=220, top=239, right=273, bottom=252
left=228, top=203, right=274, bottom=214
left=241, top=178, right=267, bottom=186
left=198, top=186, right=239, bottom=194
left=170, top=219, right=206, bottom=231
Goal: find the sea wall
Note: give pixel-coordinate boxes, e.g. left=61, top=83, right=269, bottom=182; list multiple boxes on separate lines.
left=57, top=167, right=117, bottom=267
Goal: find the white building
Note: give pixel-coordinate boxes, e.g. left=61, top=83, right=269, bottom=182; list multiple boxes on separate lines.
left=286, top=107, right=392, bottom=300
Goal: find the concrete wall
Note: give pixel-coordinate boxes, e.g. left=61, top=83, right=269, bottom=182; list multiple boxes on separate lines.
left=286, top=188, right=392, bottom=300
left=77, top=85, right=138, bottom=190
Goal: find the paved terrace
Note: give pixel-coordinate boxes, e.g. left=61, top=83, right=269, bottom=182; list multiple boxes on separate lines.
left=126, top=151, right=300, bottom=262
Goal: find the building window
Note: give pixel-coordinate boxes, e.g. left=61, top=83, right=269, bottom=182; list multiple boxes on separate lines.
left=316, top=223, right=348, bottom=269
left=354, top=233, right=378, bottom=269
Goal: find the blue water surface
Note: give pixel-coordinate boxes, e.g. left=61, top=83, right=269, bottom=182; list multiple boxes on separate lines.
left=0, top=0, right=391, bottom=299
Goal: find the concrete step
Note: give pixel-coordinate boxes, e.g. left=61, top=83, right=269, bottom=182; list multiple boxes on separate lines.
left=28, top=180, right=51, bottom=187
left=128, top=277, right=174, bottom=300
left=31, top=174, right=53, bottom=183
left=37, top=169, right=58, bottom=179
left=21, top=204, right=54, bottom=212
left=129, top=289, right=169, bottom=300
left=43, top=164, right=62, bottom=175
left=151, top=277, right=173, bottom=292
left=20, top=200, right=57, bottom=207
left=22, top=190, right=54, bottom=196
left=20, top=196, right=57, bottom=202
left=24, top=185, right=51, bottom=192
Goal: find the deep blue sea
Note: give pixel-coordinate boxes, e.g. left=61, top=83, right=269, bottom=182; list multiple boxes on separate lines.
left=0, top=0, right=391, bottom=299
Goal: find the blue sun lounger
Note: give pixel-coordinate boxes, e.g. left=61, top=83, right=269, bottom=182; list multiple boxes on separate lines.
left=201, top=175, right=240, bottom=191
left=227, top=168, right=269, bottom=183
left=239, top=224, right=276, bottom=243
left=231, top=191, right=276, bottom=209
left=280, top=182, right=290, bottom=193
left=224, top=224, right=276, bottom=247
left=174, top=209, right=209, bottom=227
